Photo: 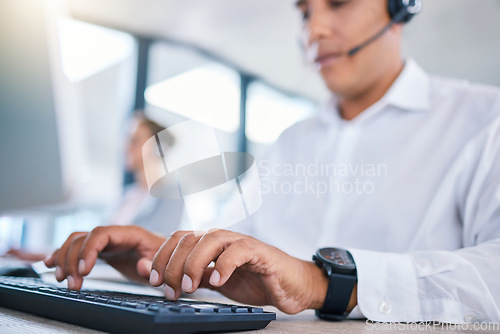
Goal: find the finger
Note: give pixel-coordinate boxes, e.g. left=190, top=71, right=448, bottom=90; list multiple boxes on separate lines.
left=149, top=230, right=191, bottom=287
left=77, top=225, right=149, bottom=277
left=199, top=267, right=216, bottom=290
left=6, top=249, right=19, bottom=256
left=160, top=232, right=203, bottom=300
left=53, top=232, right=87, bottom=281
left=182, top=230, right=244, bottom=293
left=64, top=236, right=86, bottom=290
left=44, top=250, right=58, bottom=268
left=210, top=238, right=257, bottom=288
left=136, top=258, right=153, bottom=279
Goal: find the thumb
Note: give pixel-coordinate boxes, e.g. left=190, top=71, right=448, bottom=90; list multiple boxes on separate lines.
left=136, top=258, right=153, bottom=279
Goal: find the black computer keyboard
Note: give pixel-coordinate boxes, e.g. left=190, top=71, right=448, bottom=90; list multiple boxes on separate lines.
left=0, top=276, right=276, bottom=334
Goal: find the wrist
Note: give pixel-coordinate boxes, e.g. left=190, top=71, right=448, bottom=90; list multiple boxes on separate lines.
left=346, top=282, right=358, bottom=313
left=304, top=261, right=329, bottom=310
left=304, top=261, right=358, bottom=313
left=312, top=248, right=358, bottom=319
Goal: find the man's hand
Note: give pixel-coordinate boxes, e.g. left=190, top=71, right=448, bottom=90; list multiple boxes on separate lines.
left=148, top=229, right=331, bottom=314
left=44, top=225, right=166, bottom=290
left=45, top=226, right=357, bottom=315
left=5, top=248, right=46, bottom=262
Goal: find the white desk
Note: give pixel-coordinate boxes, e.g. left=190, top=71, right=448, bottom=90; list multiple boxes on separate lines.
left=1, top=305, right=492, bottom=334
left=0, top=275, right=493, bottom=333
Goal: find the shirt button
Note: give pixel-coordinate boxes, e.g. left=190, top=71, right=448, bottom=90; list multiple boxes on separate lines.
left=378, top=302, right=392, bottom=314
left=464, top=313, right=476, bottom=322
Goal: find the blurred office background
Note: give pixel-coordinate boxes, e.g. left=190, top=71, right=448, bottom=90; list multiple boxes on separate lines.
left=1, top=0, right=500, bottom=255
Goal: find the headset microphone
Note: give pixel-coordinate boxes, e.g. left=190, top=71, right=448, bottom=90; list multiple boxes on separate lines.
left=347, top=6, right=410, bottom=57
left=347, top=0, right=422, bottom=57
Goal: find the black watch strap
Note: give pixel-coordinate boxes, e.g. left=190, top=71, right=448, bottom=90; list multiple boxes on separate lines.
left=316, top=272, right=357, bottom=321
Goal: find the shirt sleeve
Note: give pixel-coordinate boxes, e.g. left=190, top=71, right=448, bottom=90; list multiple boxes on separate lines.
left=348, top=117, right=500, bottom=323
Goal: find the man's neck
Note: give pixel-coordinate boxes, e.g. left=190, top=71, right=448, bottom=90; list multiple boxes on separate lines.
left=338, top=60, right=405, bottom=121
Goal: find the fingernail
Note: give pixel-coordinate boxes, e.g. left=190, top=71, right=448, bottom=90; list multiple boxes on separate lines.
left=43, top=255, right=52, bottom=264
left=164, top=284, right=176, bottom=300
left=149, top=269, right=160, bottom=285
left=55, top=266, right=63, bottom=280
left=181, top=274, right=192, bottom=292
left=209, top=270, right=220, bottom=286
left=67, top=275, right=75, bottom=290
left=78, top=260, right=86, bottom=275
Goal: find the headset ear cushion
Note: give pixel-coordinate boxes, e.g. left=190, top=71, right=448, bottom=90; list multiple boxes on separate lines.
left=388, top=0, right=401, bottom=20
left=387, top=0, right=415, bottom=24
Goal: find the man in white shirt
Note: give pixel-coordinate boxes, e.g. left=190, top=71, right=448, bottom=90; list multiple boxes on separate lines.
left=45, top=0, right=500, bottom=323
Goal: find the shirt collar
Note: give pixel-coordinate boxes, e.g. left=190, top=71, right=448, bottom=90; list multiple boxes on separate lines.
left=384, top=58, right=431, bottom=112
left=318, top=59, right=431, bottom=125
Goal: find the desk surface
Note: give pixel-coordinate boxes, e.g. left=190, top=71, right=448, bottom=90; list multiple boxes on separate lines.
left=0, top=277, right=493, bottom=334
left=0, top=308, right=492, bottom=334
left=0, top=306, right=348, bottom=334
left=1, top=306, right=493, bottom=334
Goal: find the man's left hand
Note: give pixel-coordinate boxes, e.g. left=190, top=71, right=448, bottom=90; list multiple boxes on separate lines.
left=149, top=229, right=329, bottom=314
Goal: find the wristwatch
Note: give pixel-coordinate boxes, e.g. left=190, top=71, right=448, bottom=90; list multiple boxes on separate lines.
left=313, top=248, right=357, bottom=321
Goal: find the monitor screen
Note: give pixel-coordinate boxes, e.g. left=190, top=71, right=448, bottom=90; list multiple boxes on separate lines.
left=0, top=0, right=67, bottom=212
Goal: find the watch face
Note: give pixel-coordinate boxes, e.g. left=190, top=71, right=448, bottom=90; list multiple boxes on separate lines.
left=317, top=248, right=356, bottom=273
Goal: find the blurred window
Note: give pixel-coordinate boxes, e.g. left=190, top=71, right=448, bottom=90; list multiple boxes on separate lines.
left=52, top=211, right=102, bottom=248
left=58, top=18, right=135, bottom=82
left=246, top=82, right=316, bottom=155
left=145, top=62, right=241, bottom=133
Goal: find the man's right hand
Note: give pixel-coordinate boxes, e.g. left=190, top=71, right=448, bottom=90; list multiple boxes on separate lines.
left=44, top=225, right=167, bottom=290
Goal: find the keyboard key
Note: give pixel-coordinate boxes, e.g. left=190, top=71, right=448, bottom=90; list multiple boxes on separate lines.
left=147, top=305, right=160, bottom=312
left=193, top=305, right=216, bottom=313
left=168, top=306, right=196, bottom=313
left=39, top=287, right=58, bottom=294
left=215, top=307, right=232, bottom=313
left=107, top=299, right=122, bottom=306
left=249, top=307, right=264, bottom=313
left=123, top=302, right=139, bottom=308
left=232, top=307, right=249, bottom=313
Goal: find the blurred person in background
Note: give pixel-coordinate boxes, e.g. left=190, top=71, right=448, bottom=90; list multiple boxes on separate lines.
left=110, top=113, right=184, bottom=235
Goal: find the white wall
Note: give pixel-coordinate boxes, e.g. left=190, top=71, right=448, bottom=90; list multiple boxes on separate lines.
left=403, top=0, right=500, bottom=87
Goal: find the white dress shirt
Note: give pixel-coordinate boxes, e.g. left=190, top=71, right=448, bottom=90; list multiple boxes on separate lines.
left=232, top=59, right=500, bottom=323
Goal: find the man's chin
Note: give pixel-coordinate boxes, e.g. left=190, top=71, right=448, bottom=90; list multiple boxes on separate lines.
left=323, top=80, right=354, bottom=97
left=320, top=70, right=351, bottom=94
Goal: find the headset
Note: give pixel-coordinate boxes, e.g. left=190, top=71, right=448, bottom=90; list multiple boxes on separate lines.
left=347, top=0, right=423, bottom=56
left=388, top=0, right=423, bottom=24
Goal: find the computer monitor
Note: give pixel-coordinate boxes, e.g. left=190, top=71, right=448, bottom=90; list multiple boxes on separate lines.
left=0, top=0, right=83, bottom=213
